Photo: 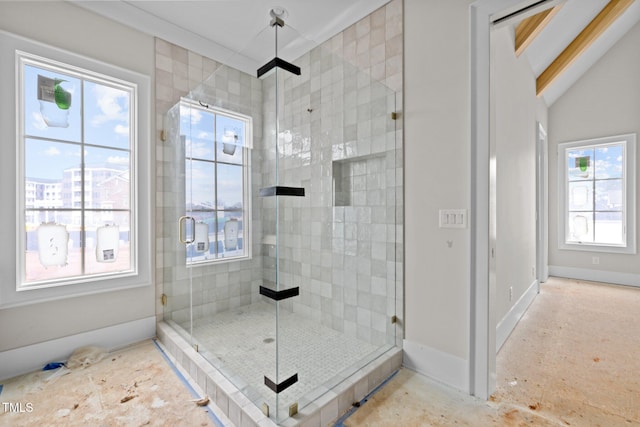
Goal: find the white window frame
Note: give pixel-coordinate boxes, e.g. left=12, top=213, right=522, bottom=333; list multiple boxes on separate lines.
left=557, top=133, right=636, bottom=254
left=180, top=99, right=252, bottom=265
left=0, top=31, right=151, bottom=308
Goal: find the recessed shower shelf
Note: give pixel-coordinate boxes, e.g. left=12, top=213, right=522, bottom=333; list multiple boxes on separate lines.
left=259, top=186, right=305, bottom=197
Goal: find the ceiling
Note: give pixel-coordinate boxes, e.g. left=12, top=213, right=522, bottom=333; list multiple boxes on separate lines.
left=508, top=0, right=640, bottom=105
left=70, top=0, right=391, bottom=76
left=71, top=0, right=640, bottom=106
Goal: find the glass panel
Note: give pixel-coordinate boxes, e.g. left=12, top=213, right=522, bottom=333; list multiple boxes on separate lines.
left=186, top=160, right=215, bottom=210
left=161, top=102, right=192, bottom=337
left=187, top=108, right=215, bottom=161
left=84, top=211, right=132, bottom=274
left=83, top=146, right=130, bottom=210
left=83, top=81, right=131, bottom=149
left=23, top=64, right=81, bottom=141
left=595, top=212, right=624, bottom=244
left=567, top=147, right=593, bottom=181
left=216, top=163, right=243, bottom=208
left=567, top=212, right=593, bottom=243
left=25, top=211, right=81, bottom=282
left=219, top=212, right=244, bottom=257
left=25, top=139, right=81, bottom=190
left=216, top=115, right=245, bottom=164
left=595, top=144, right=623, bottom=179
left=595, top=179, right=623, bottom=211
left=187, top=212, right=216, bottom=262
left=568, top=181, right=592, bottom=210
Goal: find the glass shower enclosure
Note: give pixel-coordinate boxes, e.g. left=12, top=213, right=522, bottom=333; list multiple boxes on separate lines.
left=160, top=14, right=401, bottom=424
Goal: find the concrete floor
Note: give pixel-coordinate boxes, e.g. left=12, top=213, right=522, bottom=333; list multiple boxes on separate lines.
left=2, top=277, right=638, bottom=426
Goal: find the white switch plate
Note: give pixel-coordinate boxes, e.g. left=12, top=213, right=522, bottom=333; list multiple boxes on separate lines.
left=439, top=209, right=467, bottom=228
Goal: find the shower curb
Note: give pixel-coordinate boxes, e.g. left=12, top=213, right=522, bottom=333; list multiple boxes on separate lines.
left=157, top=321, right=402, bottom=426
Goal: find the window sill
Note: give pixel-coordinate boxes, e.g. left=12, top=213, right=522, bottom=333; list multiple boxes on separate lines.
left=559, top=242, right=636, bottom=255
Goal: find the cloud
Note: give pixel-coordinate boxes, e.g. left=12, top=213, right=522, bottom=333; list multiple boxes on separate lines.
left=32, top=112, right=48, bottom=130
left=180, top=105, right=202, bottom=124
left=114, top=124, right=129, bottom=135
left=43, top=146, right=61, bottom=156
left=186, top=139, right=213, bottom=158
left=107, top=156, right=130, bottom=165
left=91, top=85, right=129, bottom=126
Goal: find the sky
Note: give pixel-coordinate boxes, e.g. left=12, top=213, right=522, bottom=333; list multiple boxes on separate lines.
left=24, top=63, right=131, bottom=180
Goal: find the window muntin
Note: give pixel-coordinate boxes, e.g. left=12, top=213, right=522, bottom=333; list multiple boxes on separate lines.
left=558, top=134, right=636, bottom=253
left=19, top=52, right=136, bottom=289
left=180, top=101, right=251, bottom=264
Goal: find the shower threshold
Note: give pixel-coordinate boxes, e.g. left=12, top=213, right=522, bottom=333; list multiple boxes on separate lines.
left=157, top=308, right=402, bottom=426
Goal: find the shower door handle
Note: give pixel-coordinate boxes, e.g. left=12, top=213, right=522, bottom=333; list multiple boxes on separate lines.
left=178, top=216, right=196, bottom=244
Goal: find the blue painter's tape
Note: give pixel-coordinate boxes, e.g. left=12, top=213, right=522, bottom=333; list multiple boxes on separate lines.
left=152, top=339, right=226, bottom=427
left=0, top=384, right=3, bottom=396
left=333, top=369, right=400, bottom=427
left=43, top=362, right=65, bottom=371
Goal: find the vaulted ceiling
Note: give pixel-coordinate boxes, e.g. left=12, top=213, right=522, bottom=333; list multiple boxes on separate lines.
left=71, top=0, right=640, bottom=106
left=511, top=0, right=640, bottom=105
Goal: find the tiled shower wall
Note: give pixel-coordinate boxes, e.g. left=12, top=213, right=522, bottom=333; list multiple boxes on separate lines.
left=154, top=41, right=265, bottom=323
left=155, top=0, right=403, bottom=348
left=260, top=0, right=403, bottom=347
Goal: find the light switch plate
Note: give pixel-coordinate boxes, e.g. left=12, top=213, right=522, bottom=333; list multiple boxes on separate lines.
left=439, top=209, right=467, bottom=228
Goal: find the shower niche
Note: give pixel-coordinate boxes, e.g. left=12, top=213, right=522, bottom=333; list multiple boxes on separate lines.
left=158, top=9, right=402, bottom=426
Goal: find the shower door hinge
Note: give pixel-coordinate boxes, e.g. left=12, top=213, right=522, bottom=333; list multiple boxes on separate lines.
left=161, top=293, right=167, bottom=306
left=289, top=402, right=298, bottom=417
left=391, top=112, right=398, bottom=120
left=391, top=315, right=398, bottom=324
left=160, top=129, right=166, bottom=142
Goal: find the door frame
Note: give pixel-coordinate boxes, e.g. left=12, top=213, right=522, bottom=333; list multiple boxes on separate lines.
left=469, top=0, right=551, bottom=399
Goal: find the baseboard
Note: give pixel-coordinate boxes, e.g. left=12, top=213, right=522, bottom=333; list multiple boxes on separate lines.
left=0, top=316, right=156, bottom=381
left=549, top=266, right=640, bottom=288
left=402, top=339, right=469, bottom=393
left=496, top=280, right=539, bottom=352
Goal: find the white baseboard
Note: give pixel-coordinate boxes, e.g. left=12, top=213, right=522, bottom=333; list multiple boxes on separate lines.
left=549, top=266, right=640, bottom=288
left=496, top=280, right=539, bottom=352
left=402, top=339, right=469, bottom=393
left=0, top=316, right=156, bottom=382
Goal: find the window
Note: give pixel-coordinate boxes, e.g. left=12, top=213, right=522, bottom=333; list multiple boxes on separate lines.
left=17, top=51, right=138, bottom=289
left=180, top=100, right=252, bottom=264
left=558, top=134, right=636, bottom=254
left=0, top=32, right=150, bottom=307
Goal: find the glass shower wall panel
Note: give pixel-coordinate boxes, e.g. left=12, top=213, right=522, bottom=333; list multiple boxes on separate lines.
left=263, top=39, right=400, bottom=422
left=162, top=102, right=193, bottom=339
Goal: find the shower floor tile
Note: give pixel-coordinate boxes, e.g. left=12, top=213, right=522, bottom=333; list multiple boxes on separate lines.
left=172, top=302, right=383, bottom=417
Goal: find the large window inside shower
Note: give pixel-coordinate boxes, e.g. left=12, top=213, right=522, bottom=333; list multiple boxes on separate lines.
left=179, top=100, right=252, bottom=264
left=160, top=15, right=401, bottom=424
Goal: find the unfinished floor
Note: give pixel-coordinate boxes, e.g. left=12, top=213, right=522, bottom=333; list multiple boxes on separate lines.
left=1, top=277, right=639, bottom=426
left=341, top=277, right=640, bottom=426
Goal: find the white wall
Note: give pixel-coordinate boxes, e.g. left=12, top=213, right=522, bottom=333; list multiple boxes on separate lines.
left=548, top=21, right=640, bottom=283
left=404, top=0, right=472, bottom=390
left=491, top=26, right=547, bottom=349
left=405, top=0, right=549, bottom=390
left=0, top=2, right=155, bottom=357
